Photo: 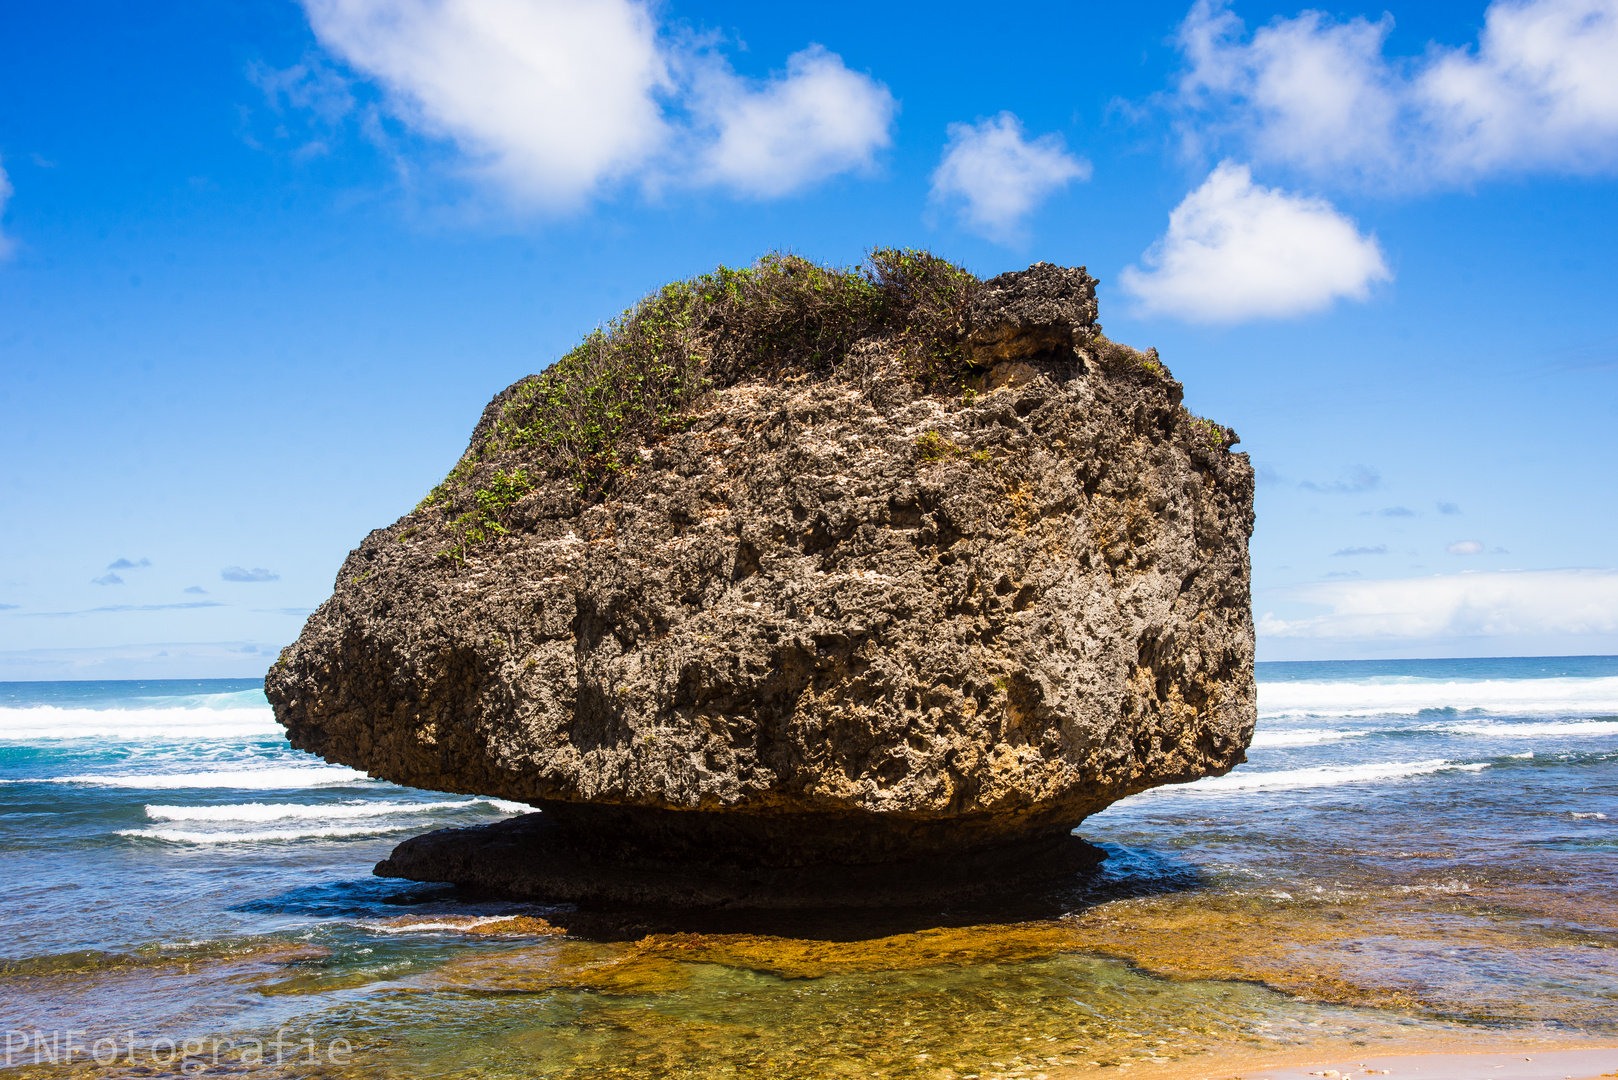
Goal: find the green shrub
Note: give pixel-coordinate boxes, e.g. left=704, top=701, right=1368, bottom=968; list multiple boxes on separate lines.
left=440, top=467, right=532, bottom=563
left=865, top=247, right=980, bottom=388
left=435, top=249, right=982, bottom=510
left=1092, top=337, right=1167, bottom=379
left=1185, top=415, right=1232, bottom=452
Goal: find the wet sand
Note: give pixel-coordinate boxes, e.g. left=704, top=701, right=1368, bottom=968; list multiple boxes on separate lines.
left=1202, top=1044, right=1618, bottom=1080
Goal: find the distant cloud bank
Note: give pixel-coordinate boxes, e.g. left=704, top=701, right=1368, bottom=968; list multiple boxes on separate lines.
left=23, top=602, right=225, bottom=619
left=1299, top=465, right=1382, bottom=494
left=221, top=566, right=280, bottom=582
left=0, top=642, right=287, bottom=681
left=1259, top=568, right=1618, bottom=641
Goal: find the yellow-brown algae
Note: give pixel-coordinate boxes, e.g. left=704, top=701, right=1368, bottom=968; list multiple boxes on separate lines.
left=362, top=914, right=565, bottom=936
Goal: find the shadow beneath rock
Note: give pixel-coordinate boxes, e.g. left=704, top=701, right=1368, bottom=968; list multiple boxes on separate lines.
left=373, top=812, right=1112, bottom=912
left=236, top=827, right=1208, bottom=945
left=532, top=841, right=1209, bottom=942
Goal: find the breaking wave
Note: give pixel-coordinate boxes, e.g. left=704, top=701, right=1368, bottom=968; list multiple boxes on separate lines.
left=118, top=824, right=412, bottom=845
left=20, top=766, right=372, bottom=790
left=0, top=705, right=280, bottom=742
left=1157, top=759, right=1489, bottom=794
left=142, top=798, right=529, bottom=822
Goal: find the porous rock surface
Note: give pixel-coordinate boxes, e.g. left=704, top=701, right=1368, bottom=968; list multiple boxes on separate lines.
left=267, top=262, right=1256, bottom=906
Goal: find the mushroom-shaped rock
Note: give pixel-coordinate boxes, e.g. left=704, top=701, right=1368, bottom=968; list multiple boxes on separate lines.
left=266, top=254, right=1256, bottom=907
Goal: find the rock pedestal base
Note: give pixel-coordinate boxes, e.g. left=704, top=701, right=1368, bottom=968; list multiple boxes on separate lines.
left=375, top=812, right=1106, bottom=910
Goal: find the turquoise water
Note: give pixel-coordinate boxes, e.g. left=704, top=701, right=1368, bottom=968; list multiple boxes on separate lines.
left=1, top=659, right=1615, bottom=1077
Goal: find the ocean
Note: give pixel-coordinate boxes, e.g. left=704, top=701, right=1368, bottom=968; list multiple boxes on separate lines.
left=1, top=657, right=1614, bottom=1078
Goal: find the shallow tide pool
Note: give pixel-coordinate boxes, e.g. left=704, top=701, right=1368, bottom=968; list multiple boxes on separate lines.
left=2, top=659, right=1615, bottom=1078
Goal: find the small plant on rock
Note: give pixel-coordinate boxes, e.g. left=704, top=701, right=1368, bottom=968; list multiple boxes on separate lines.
left=916, top=431, right=963, bottom=461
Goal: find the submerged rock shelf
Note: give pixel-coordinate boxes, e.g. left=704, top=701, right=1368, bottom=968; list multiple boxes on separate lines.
left=267, top=255, right=1256, bottom=905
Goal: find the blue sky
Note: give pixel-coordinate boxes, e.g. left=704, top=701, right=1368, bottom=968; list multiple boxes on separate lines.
left=1, top=0, right=1616, bottom=678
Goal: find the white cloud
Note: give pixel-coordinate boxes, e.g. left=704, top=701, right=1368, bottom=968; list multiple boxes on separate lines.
left=298, top=0, right=894, bottom=209
left=1119, top=161, right=1389, bottom=322
left=0, top=161, right=15, bottom=259
left=1174, top=0, right=1618, bottom=187
left=695, top=45, right=896, bottom=198
left=1420, top=0, right=1618, bottom=177
left=928, top=112, right=1091, bottom=242
left=1258, top=569, right=1618, bottom=640
left=1447, top=539, right=1485, bottom=555
left=1177, top=1, right=1402, bottom=180
left=302, top=0, right=670, bottom=208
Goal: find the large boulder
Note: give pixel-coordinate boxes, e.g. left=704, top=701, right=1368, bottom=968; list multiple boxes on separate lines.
left=266, top=256, right=1256, bottom=907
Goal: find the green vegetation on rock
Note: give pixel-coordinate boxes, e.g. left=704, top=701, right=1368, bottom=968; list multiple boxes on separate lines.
left=915, top=430, right=989, bottom=464
left=1186, top=416, right=1232, bottom=452
left=490, top=248, right=977, bottom=492
left=422, top=249, right=982, bottom=559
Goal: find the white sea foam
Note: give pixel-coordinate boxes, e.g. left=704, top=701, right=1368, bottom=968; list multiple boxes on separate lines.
left=1249, top=727, right=1369, bottom=747
left=475, top=799, right=535, bottom=814
left=356, top=916, right=521, bottom=933
left=0, top=705, right=281, bottom=742
left=1155, top=758, right=1488, bottom=794
left=1257, top=675, right=1618, bottom=719
left=36, top=766, right=371, bottom=790
left=1571, top=812, right=1608, bottom=820
left=143, top=798, right=528, bottom=822
left=118, top=824, right=411, bottom=844
left=1439, top=719, right=1618, bottom=739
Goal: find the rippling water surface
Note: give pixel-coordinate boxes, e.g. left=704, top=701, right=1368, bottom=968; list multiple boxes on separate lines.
left=1, top=659, right=1615, bottom=1078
